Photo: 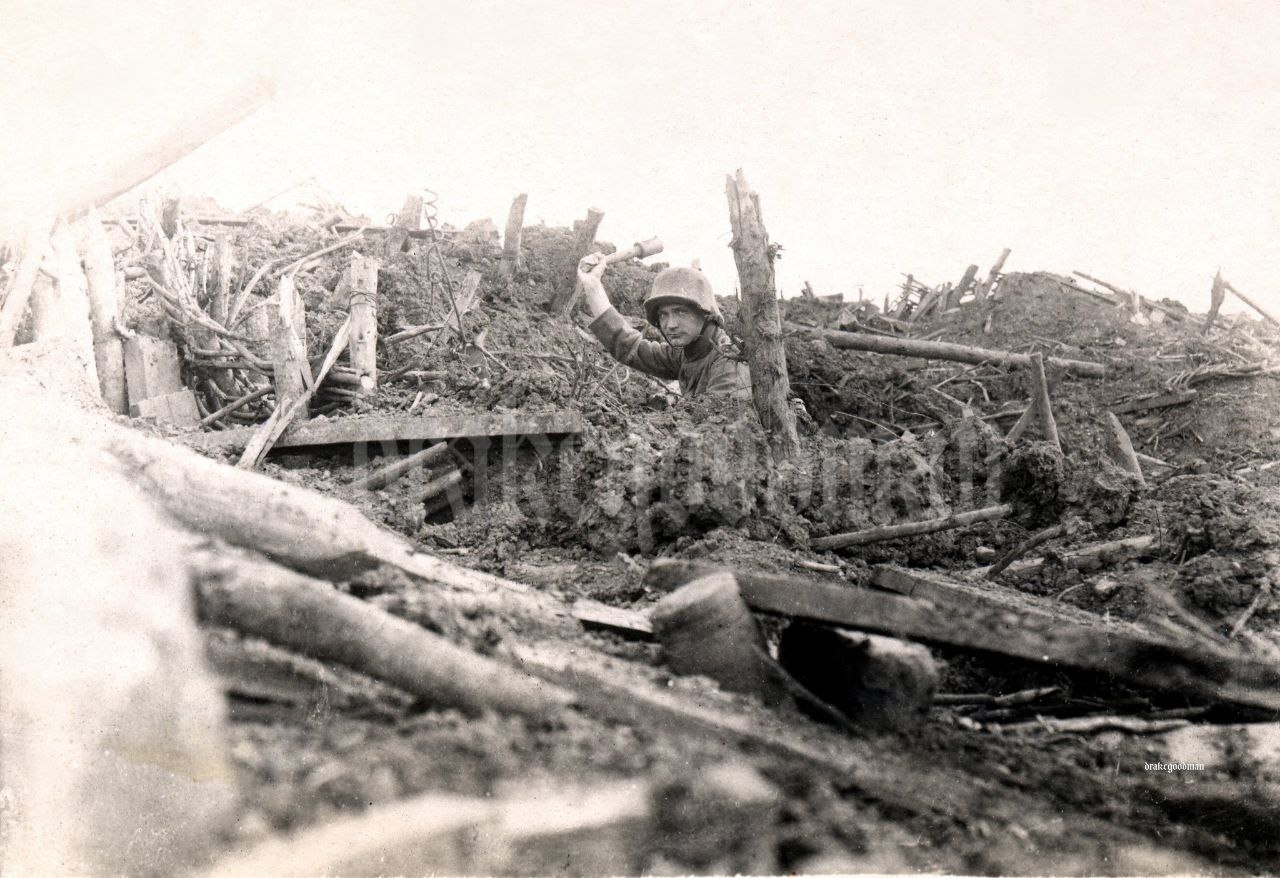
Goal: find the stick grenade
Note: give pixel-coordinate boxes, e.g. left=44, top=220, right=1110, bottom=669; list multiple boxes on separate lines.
left=596, top=237, right=664, bottom=268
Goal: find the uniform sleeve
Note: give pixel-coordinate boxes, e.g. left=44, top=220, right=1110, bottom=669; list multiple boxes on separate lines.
left=701, top=356, right=754, bottom=400
left=588, top=307, right=682, bottom=381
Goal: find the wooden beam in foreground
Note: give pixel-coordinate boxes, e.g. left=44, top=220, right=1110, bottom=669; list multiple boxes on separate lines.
left=184, top=410, right=584, bottom=451
left=644, top=559, right=1280, bottom=711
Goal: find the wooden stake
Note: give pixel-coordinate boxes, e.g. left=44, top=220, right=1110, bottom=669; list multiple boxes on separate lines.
left=1104, top=412, right=1147, bottom=486
left=239, top=318, right=348, bottom=469
left=550, top=207, right=605, bottom=316
left=725, top=169, right=801, bottom=460
left=79, top=212, right=128, bottom=413
left=344, top=253, right=379, bottom=396
left=1203, top=271, right=1226, bottom=335
left=976, top=248, right=1011, bottom=300
left=269, top=275, right=310, bottom=408
left=499, top=193, right=528, bottom=280
left=1029, top=353, right=1061, bottom=452
left=0, top=222, right=52, bottom=347
left=788, top=322, right=1108, bottom=377
left=811, top=503, right=1012, bottom=550
left=49, top=221, right=100, bottom=390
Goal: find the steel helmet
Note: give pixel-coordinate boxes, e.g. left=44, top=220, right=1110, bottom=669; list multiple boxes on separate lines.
left=643, top=266, right=720, bottom=325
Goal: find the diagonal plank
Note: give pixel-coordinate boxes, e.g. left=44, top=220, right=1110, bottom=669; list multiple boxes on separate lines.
left=644, top=559, right=1280, bottom=711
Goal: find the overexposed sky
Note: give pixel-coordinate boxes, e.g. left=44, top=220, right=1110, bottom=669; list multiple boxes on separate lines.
left=3, top=0, right=1279, bottom=311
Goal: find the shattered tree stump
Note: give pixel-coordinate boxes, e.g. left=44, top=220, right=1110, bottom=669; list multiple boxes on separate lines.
left=270, top=275, right=310, bottom=410
left=499, top=192, right=528, bottom=279
left=778, top=623, right=938, bottom=733
left=344, top=253, right=379, bottom=396
left=650, top=572, right=794, bottom=709
left=725, top=168, right=801, bottom=460
left=79, top=212, right=128, bottom=413
left=550, top=206, right=605, bottom=316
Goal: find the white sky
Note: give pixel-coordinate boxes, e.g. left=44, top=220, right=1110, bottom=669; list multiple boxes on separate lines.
left=3, top=0, right=1279, bottom=312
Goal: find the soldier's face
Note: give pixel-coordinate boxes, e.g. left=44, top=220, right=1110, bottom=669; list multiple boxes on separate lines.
left=657, top=304, right=704, bottom=347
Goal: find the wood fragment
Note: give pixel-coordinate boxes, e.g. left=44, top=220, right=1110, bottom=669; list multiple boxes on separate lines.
left=78, top=213, right=128, bottom=412
left=1203, top=271, right=1226, bottom=335
left=951, top=264, right=979, bottom=307
left=789, top=322, right=1108, bottom=377
left=571, top=599, right=654, bottom=639
left=551, top=207, right=605, bottom=316
left=418, top=468, right=462, bottom=503
left=499, top=193, right=528, bottom=279
left=969, top=534, right=1158, bottom=578
left=350, top=442, right=450, bottom=491
left=191, top=546, right=573, bottom=721
left=0, top=222, right=53, bottom=347
left=344, top=253, right=379, bottom=395
left=645, top=559, right=1280, bottom=710
left=977, top=248, right=1011, bottom=300
left=1028, top=352, right=1061, bottom=451
left=725, top=169, right=801, bottom=460
left=269, top=275, right=310, bottom=407
left=1108, top=389, right=1197, bottom=415
left=1104, top=412, right=1147, bottom=486
left=238, top=318, right=349, bottom=469
left=811, top=503, right=1012, bottom=550
left=987, top=519, right=1075, bottom=579
left=1222, top=279, right=1280, bottom=327
left=1002, top=715, right=1189, bottom=736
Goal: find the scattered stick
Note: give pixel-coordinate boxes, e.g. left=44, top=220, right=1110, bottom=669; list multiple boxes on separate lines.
left=418, top=468, right=462, bottom=503
left=787, top=323, right=1108, bottom=377
left=384, top=322, right=445, bottom=347
left=987, top=519, right=1076, bottom=579
left=1228, top=587, right=1269, bottom=640
left=1001, top=715, right=1189, bottom=736
left=970, top=534, right=1157, bottom=578
left=198, top=385, right=270, bottom=428
left=1108, top=389, right=1197, bottom=415
left=811, top=503, right=1012, bottom=550
left=349, top=442, right=450, bottom=491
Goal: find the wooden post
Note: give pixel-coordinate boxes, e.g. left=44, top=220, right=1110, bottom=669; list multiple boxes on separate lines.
left=1203, top=272, right=1226, bottom=335
left=345, top=254, right=379, bottom=396
left=725, top=169, right=801, bottom=460
left=499, top=193, right=528, bottom=280
left=953, top=264, right=979, bottom=306
left=49, top=221, right=100, bottom=391
left=801, top=280, right=815, bottom=298
left=207, top=233, right=236, bottom=393
left=1029, top=352, right=1061, bottom=452
left=0, top=222, right=52, bottom=348
left=386, top=194, right=422, bottom=256
left=78, top=213, right=128, bottom=413
left=550, top=207, right=605, bottom=316
left=270, top=275, right=310, bottom=410
left=976, top=248, right=1011, bottom=300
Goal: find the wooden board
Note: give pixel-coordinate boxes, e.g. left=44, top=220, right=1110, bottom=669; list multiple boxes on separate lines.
left=644, top=559, right=1280, bottom=711
left=183, top=410, right=584, bottom=452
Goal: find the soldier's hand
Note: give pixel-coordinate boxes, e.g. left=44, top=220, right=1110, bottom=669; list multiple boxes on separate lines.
left=578, top=253, right=607, bottom=286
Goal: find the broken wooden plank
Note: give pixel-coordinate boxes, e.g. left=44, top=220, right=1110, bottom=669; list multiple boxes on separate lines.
left=645, top=559, right=1280, bottom=711
left=1108, top=390, right=1197, bottom=415
left=811, top=503, right=1011, bottom=550
left=788, top=323, right=1108, bottom=377
left=726, top=169, right=801, bottom=460
left=571, top=599, right=654, bottom=639
left=185, top=409, right=584, bottom=452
